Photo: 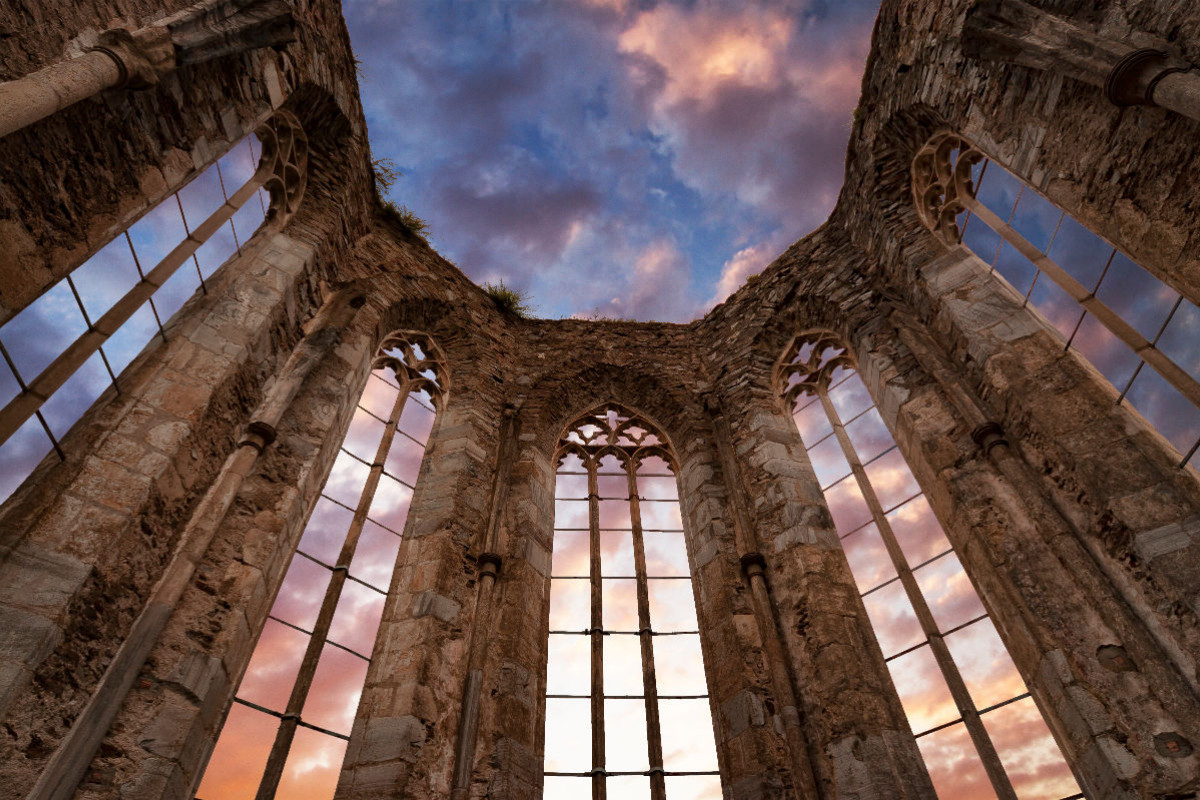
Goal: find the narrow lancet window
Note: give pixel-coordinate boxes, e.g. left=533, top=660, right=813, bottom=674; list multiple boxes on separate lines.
left=544, top=406, right=720, bottom=800
left=780, top=333, right=1081, bottom=800
left=914, top=132, right=1200, bottom=469
left=0, top=111, right=307, bottom=507
left=195, top=332, right=445, bottom=800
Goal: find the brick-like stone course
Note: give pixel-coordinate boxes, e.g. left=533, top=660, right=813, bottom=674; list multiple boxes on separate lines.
left=3, top=0, right=1200, bottom=797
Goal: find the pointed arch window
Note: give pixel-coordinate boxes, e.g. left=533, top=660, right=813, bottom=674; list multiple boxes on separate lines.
left=779, top=333, right=1081, bottom=800
left=914, top=131, right=1200, bottom=469
left=195, top=331, right=445, bottom=800
left=544, top=406, right=721, bottom=800
left=0, top=111, right=307, bottom=507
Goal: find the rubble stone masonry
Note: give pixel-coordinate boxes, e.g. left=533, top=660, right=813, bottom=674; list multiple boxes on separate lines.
left=1, top=0, right=1198, bottom=797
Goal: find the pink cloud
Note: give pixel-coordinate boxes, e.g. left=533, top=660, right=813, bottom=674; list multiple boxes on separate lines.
left=616, top=1, right=871, bottom=223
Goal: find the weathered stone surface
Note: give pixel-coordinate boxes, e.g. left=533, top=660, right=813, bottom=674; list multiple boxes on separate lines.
left=3, top=0, right=1200, bottom=797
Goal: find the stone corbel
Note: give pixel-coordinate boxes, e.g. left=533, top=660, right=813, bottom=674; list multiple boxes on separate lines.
left=963, top=0, right=1200, bottom=123
left=0, top=0, right=295, bottom=139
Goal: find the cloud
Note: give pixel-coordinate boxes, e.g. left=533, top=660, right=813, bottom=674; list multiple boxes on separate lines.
left=582, top=238, right=700, bottom=321
left=616, top=0, right=871, bottom=226
left=708, top=237, right=782, bottom=305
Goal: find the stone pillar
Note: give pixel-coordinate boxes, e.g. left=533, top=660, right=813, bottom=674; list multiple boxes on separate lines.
left=335, top=399, right=498, bottom=799
left=655, top=432, right=796, bottom=799
left=963, top=0, right=1200, bottom=123
left=0, top=227, right=329, bottom=797
left=24, top=285, right=365, bottom=800
left=464, top=435, right=557, bottom=800
left=714, top=387, right=936, bottom=799
left=0, top=0, right=294, bottom=140
left=879, top=244, right=1200, bottom=798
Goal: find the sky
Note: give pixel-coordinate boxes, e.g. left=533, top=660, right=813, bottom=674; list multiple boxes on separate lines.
left=345, top=0, right=880, bottom=321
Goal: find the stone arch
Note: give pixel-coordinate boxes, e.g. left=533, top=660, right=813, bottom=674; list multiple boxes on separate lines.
left=371, top=295, right=499, bottom=396
left=741, top=258, right=885, bottom=402
left=522, top=361, right=707, bottom=459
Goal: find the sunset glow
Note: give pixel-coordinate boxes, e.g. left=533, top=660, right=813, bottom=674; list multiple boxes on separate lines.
left=783, top=339, right=1081, bottom=800
left=196, top=339, right=442, bottom=800
left=545, top=407, right=722, bottom=800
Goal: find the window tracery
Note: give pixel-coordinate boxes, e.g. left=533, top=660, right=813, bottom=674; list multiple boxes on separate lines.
left=0, top=109, right=308, bottom=507
left=778, top=331, right=1081, bottom=800
left=913, top=130, right=1200, bottom=469
left=195, top=330, right=445, bottom=800
left=544, top=405, right=720, bottom=800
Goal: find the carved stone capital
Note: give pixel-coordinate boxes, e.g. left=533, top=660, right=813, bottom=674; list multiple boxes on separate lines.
left=911, top=131, right=984, bottom=245
left=963, top=0, right=1200, bottom=121
left=970, top=421, right=1009, bottom=455
left=91, top=27, right=175, bottom=89
left=1105, top=48, right=1190, bottom=107
left=740, top=552, right=768, bottom=579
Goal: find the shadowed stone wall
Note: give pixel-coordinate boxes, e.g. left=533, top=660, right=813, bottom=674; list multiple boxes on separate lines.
left=1, top=0, right=1199, bottom=798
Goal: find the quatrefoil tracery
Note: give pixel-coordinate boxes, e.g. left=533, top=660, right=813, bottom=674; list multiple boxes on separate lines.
left=556, top=405, right=675, bottom=472
left=777, top=332, right=854, bottom=409
left=373, top=330, right=448, bottom=405
left=912, top=131, right=985, bottom=244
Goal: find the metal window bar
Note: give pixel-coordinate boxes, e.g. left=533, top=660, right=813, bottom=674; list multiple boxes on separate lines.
left=0, top=338, right=64, bottom=460
left=318, top=491, right=405, bottom=539
left=267, top=614, right=372, bottom=662
left=963, top=166, right=1200, bottom=466
left=545, top=771, right=719, bottom=777
left=337, top=445, right=418, bottom=491
left=174, top=192, right=209, bottom=295
left=548, top=630, right=702, bottom=636
left=232, top=697, right=351, bottom=741
left=813, top=375, right=1020, bottom=800
left=250, top=377, right=415, bottom=800
left=550, top=455, right=689, bottom=799
left=0, top=162, right=270, bottom=450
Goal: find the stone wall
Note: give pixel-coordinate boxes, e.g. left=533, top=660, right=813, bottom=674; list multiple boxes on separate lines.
left=1, top=0, right=1199, bottom=797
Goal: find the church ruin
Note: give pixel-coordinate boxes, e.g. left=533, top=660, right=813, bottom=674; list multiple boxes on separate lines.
left=1, top=0, right=1199, bottom=797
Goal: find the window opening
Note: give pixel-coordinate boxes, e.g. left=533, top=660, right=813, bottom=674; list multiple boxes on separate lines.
left=914, top=132, right=1200, bottom=470
left=545, top=406, right=720, bottom=800
left=0, top=111, right=307, bottom=507
left=780, top=333, right=1081, bottom=800
left=195, top=331, right=445, bottom=800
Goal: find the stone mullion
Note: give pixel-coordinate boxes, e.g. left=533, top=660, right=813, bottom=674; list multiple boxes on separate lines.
left=626, top=457, right=666, bottom=800
left=965, top=195, right=1200, bottom=417
left=816, top=384, right=1018, bottom=800
left=0, top=171, right=269, bottom=449
left=587, top=457, right=606, bottom=800
left=886, top=304, right=1200, bottom=795
left=20, top=285, right=365, bottom=800
left=255, top=377, right=412, bottom=800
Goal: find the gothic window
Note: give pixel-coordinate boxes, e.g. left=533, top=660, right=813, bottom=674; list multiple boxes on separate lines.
left=914, top=131, right=1200, bottom=469
left=0, top=111, right=307, bottom=506
left=779, top=333, right=1081, bottom=800
left=544, top=405, right=721, bottom=800
left=195, top=331, right=445, bottom=800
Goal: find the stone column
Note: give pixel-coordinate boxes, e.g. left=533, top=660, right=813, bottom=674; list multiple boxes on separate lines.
left=0, top=227, right=330, bottom=797
left=963, top=0, right=1200, bottom=123
left=0, top=0, right=294, bottom=140
left=23, top=285, right=365, bottom=800
left=335, top=399, right=498, bottom=799
left=465, top=436, right=558, bottom=800
left=713, top=388, right=936, bottom=800
left=879, top=245, right=1200, bottom=797
left=674, top=429, right=812, bottom=799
